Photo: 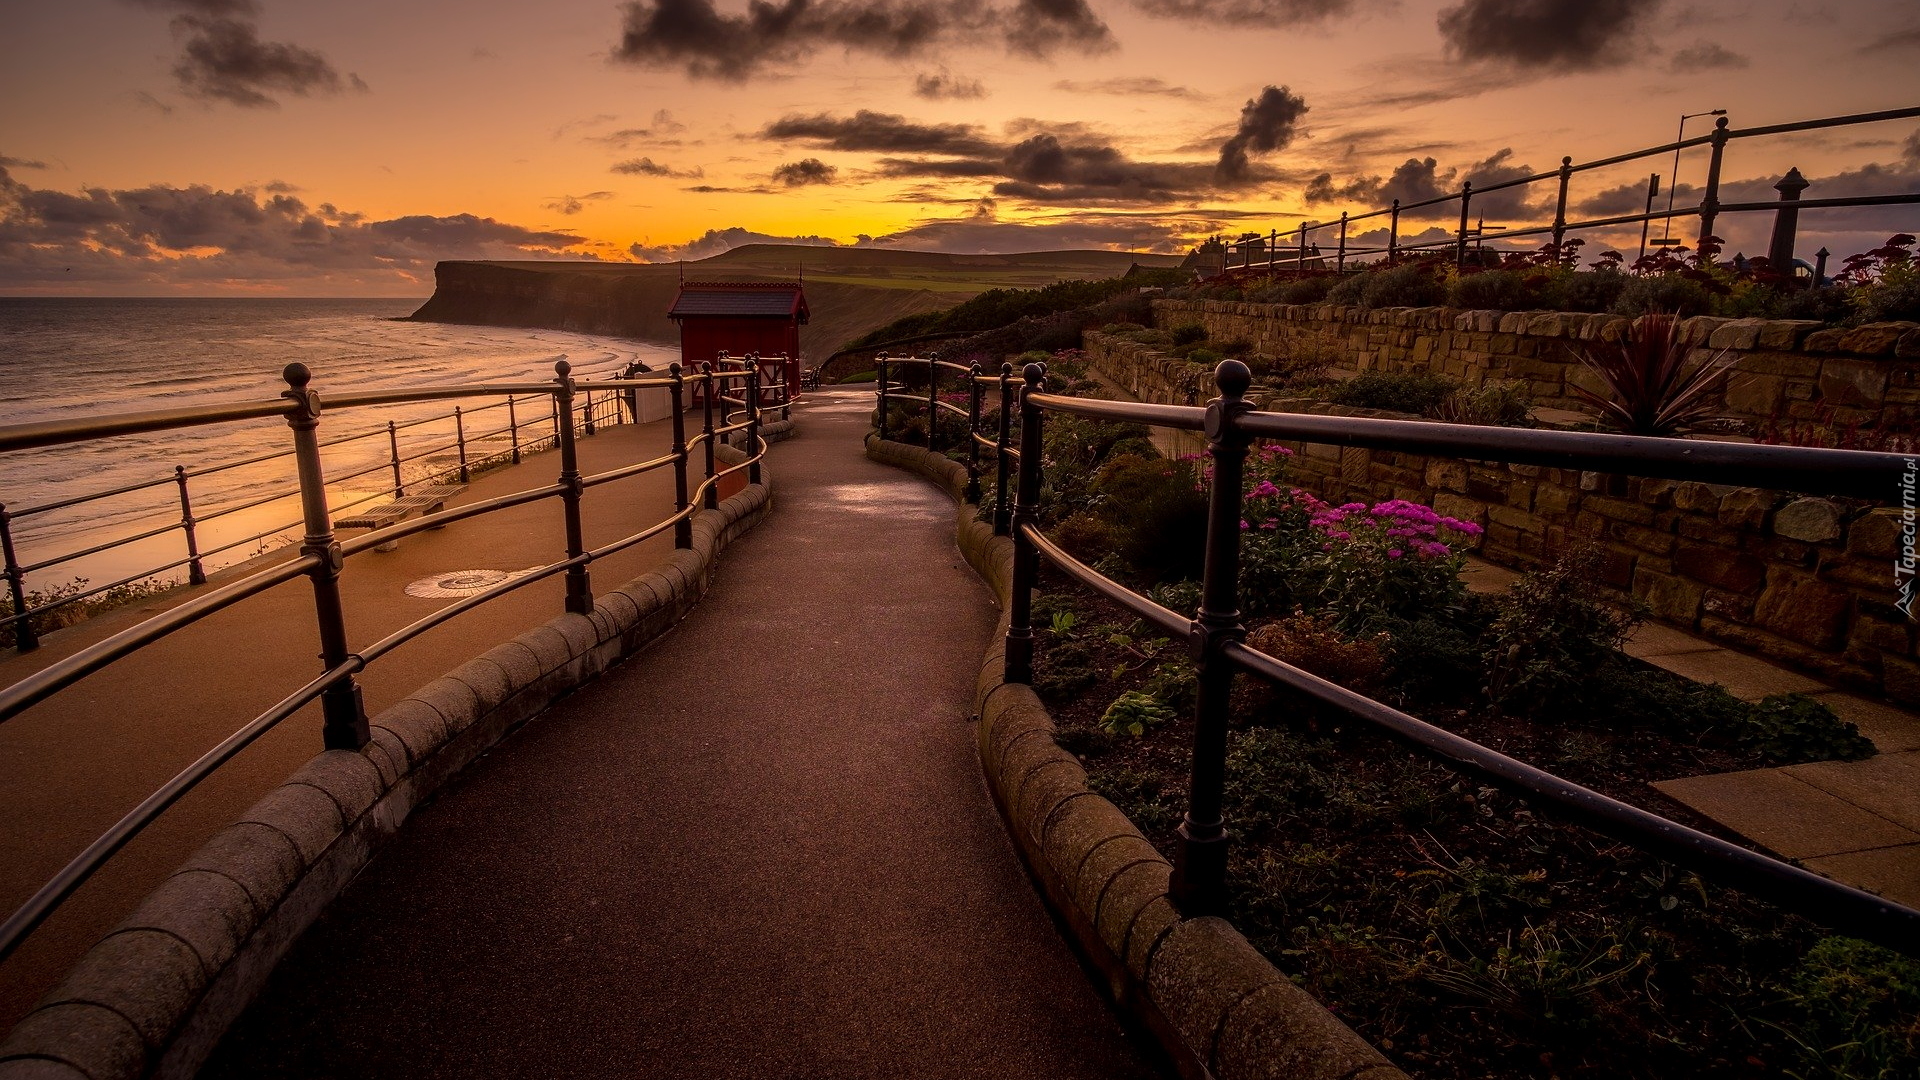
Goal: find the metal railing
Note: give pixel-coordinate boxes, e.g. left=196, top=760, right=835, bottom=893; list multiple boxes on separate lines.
left=876, top=354, right=1919, bottom=957
left=0, top=382, right=646, bottom=652
left=0, top=355, right=791, bottom=963
left=1209, top=105, right=1920, bottom=273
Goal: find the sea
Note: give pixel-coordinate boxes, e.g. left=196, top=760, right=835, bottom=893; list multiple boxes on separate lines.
left=0, top=298, right=681, bottom=594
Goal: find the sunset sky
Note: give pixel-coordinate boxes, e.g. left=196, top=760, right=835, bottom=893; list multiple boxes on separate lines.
left=1, top=0, right=1916, bottom=295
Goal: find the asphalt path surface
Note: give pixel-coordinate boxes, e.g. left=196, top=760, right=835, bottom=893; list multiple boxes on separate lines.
left=203, top=390, right=1159, bottom=1079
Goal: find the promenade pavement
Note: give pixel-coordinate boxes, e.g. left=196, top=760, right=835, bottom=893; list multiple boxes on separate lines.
left=201, top=389, right=1159, bottom=1079
left=0, top=414, right=687, bottom=1029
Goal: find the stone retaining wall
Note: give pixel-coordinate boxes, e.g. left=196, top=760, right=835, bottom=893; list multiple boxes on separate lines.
left=0, top=445, right=773, bottom=1080
left=1153, top=299, right=1920, bottom=428
left=1084, top=332, right=1918, bottom=702
left=866, top=434, right=1406, bottom=1080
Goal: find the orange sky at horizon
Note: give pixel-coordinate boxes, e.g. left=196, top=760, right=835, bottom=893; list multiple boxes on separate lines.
left=1, top=0, right=1916, bottom=295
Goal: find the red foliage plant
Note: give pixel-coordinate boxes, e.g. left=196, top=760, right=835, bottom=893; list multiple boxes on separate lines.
left=1572, top=312, right=1738, bottom=435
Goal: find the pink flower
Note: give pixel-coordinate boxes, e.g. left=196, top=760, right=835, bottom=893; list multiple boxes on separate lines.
left=1388, top=549, right=1403, bottom=559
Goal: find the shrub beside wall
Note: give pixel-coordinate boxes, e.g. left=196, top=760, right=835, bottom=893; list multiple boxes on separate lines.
left=1084, top=324, right=1920, bottom=702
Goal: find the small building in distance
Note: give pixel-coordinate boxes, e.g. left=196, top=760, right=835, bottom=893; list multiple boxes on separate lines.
left=668, top=280, right=808, bottom=397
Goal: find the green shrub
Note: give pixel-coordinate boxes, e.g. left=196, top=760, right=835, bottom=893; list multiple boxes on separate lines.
left=1381, top=607, right=1494, bottom=706
left=1330, top=370, right=1459, bottom=414
left=1095, top=455, right=1208, bottom=584
left=1854, top=262, right=1920, bottom=322
left=1447, top=268, right=1539, bottom=311
left=838, top=369, right=876, bottom=384
left=1186, top=347, right=1223, bottom=366
left=1099, top=690, right=1179, bottom=737
left=1051, top=511, right=1123, bottom=564
left=1774, top=936, right=1920, bottom=1080
left=1431, top=381, right=1535, bottom=426
left=1741, top=693, right=1876, bottom=764
left=1171, top=323, right=1209, bottom=346
left=1142, top=654, right=1198, bottom=713
left=1483, top=548, right=1640, bottom=712
left=1280, top=275, right=1339, bottom=304
left=1539, top=270, right=1627, bottom=313
left=1611, top=273, right=1716, bottom=317
left=1327, top=262, right=1449, bottom=309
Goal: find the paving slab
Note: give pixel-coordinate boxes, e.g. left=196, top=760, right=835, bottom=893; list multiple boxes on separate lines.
left=200, top=390, right=1157, bottom=1079
left=1653, top=770, right=1920, bottom=860
left=1782, top=752, right=1920, bottom=833
left=1802, top=844, right=1920, bottom=909
left=1639, top=646, right=1828, bottom=701
left=1623, top=622, right=1720, bottom=659
left=1812, top=692, right=1920, bottom=753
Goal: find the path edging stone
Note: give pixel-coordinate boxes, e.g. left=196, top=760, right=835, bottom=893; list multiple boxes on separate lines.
left=0, top=445, right=774, bottom=1080
left=866, top=432, right=1405, bottom=1080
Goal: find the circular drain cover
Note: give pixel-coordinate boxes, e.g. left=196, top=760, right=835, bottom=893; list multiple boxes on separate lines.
left=405, top=567, right=537, bottom=598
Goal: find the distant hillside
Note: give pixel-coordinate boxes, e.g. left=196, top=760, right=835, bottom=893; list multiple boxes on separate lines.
left=409, top=246, right=1181, bottom=359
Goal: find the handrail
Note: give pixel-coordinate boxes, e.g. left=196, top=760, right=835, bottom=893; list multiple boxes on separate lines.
left=885, top=356, right=1920, bottom=956
left=0, top=354, right=777, bottom=966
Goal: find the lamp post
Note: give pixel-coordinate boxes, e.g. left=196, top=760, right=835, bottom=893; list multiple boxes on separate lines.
left=1659, top=109, right=1726, bottom=248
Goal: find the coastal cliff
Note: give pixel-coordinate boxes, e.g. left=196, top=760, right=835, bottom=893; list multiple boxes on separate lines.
left=409, top=259, right=956, bottom=360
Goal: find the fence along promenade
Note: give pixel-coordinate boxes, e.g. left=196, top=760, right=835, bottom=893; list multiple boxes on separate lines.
left=0, top=355, right=790, bottom=970
left=1205, top=105, right=1920, bottom=274
left=875, top=354, right=1920, bottom=957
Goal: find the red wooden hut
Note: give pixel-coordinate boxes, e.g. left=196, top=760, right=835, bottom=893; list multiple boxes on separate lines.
left=668, top=281, right=808, bottom=400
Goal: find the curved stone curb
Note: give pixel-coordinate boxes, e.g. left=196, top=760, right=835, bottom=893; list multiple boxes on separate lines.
left=0, top=444, right=775, bottom=1080
left=866, top=432, right=1405, bottom=1080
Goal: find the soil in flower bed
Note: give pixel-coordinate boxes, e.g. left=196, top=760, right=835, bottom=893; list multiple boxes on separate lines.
left=1026, top=573, right=1917, bottom=1080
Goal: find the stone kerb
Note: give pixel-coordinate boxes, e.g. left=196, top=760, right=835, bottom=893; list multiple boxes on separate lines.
left=0, top=443, right=774, bottom=1080
left=1085, top=329, right=1919, bottom=702
left=865, top=432, right=1407, bottom=1080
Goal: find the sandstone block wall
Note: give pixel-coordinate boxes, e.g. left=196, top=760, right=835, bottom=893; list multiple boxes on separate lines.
left=1084, top=328, right=1919, bottom=703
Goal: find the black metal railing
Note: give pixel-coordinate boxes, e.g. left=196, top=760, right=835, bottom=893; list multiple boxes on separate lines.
left=875, top=354, right=1920, bottom=957
left=0, top=354, right=786, bottom=963
left=1209, top=105, right=1920, bottom=273
left=0, top=379, right=657, bottom=652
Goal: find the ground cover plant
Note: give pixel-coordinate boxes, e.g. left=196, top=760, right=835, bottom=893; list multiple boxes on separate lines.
left=987, top=374, right=1902, bottom=1078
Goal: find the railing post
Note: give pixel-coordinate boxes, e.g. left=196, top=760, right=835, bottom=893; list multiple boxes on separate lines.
left=1, top=505, right=37, bottom=652
left=552, top=361, right=593, bottom=616
left=1295, top=224, right=1305, bottom=270
left=1552, top=155, right=1573, bottom=256
left=508, top=395, right=522, bottom=464
left=1004, top=362, right=1047, bottom=684
left=965, top=360, right=983, bottom=504
left=1768, top=167, right=1809, bottom=277
left=781, top=357, right=793, bottom=421
left=701, top=362, right=719, bottom=510
left=877, top=353, right=890, bottom=439
left=281, top=363, right=368, bottom=751
left=454, top=406, right=470, bottom=483
left=1455, top=181, right=1473, bottom=267
left=583, top=392, right=596, bottom=437
left=1696, top=115, right=1730, bottom=262
left=1170, top=360, right=1254, bottom=918
left=1336, top=212, right=1348, bottom=272
left=669, top=364, right=691, bottom=548
left=926, top=355, right=939, bottom=451
left=746, top=361, right=763, bottom=487
left=175, top=466, right=206, bottom=586
left=1388, top=199, right=1401, bottom=264
left=386, top=421, right=404, bottom=498
left=994, top=362, right=1014, bottom=536
left=715, top=353, right=732, bottom=431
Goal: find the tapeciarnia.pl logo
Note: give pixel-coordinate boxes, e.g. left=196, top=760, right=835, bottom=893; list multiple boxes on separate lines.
left=1899, top=458, right=1918, bottom=619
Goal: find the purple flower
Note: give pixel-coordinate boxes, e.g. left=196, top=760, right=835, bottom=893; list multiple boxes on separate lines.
left=1388, top=549, right=1403, bottom=559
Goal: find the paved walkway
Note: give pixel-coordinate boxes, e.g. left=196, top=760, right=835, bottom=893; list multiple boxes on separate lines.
left=200, top=390, right=1157, bottom=1079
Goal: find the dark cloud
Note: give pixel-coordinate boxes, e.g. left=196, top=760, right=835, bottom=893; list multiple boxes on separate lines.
left=612, top=0, right=1110, bottom=81
left=1437, top=0, right=1660, bottom=70
left=133, top=90, right=176, bottom=114
left=1130, top=0, right=1353, bottom=25
left=0, top=156, right=49, bottom=170
left=1670, top=41, right=1747, bottom=70
left=611, top=157, right=704, bottom=178
left=914, top=71, right=986, bottom=99
left=0, top=170, right=596, bottom=290
left=1304, top=148, right=1540, bottom=220
left=1054, top=76, right=1201, bottom=99
left=628, top=226, right=841, bottom=262
left=1216, top=85, right=1309, bottom=183
left=1858, top=25, right=1920, bottom=54
left=773, top=158, right=838, bottom=186
left=761, top=110, right=998, bottom=156
left=544, top=191, right=616, bottom=215
left=170, top=15, right=362, bottom=107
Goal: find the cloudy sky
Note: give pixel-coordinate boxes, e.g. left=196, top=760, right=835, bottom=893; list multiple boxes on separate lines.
left=1, top=0, right=1916, bottom=294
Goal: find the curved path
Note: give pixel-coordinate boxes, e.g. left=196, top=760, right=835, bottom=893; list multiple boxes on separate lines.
left=203, top=389, right=1158, bottom=1079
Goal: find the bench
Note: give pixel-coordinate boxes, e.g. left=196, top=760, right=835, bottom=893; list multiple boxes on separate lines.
left=333, top=484, right=466, bottom=551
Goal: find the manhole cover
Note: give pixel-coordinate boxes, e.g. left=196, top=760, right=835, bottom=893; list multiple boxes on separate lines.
left=405, top=567, right=538, bottom=598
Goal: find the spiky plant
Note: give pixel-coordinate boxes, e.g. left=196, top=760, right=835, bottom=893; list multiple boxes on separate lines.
left=1572, top=312, right=1738, bottom=435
